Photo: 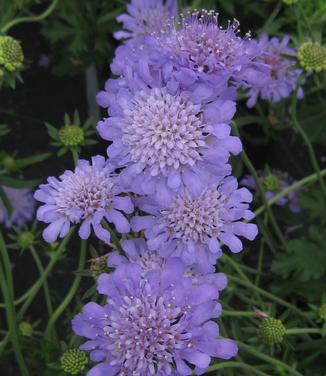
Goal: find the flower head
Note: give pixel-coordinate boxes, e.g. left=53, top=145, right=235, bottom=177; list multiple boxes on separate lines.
left=0, top=186, right=35, bottom=228
left=0, top=36, right=24, bottom=72
left=298, top=42, right=326, bottom=72
left=132, top=176, right=258, bottom=270
left=241, top=170, right=300, bottom=213
left=59, top=125, right=84, bottom=147
left=108, top=238, right=228, bottom=289
left=245, top=34, right=303, bottom=107
left=258, top=318, right=286, bottom=345
left=19, top=322, right=33, bottom=337
left=115, top=0, right=177, bottom=43
left=34, top=156, right=133, bottom=243
left=72, top=261, right=237, bottom=375
left=60, top=348, right=88, bottom=375
left=97, top=74, right=241, bottom=203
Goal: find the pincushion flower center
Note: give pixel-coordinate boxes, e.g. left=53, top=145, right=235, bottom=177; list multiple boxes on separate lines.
left=122, top=88, right=206, bottom=175
left=161, top=186, right=228, bottom=244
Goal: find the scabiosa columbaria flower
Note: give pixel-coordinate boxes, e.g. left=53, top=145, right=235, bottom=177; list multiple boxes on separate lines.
left=107, top=238, right=228, bottom=290
left=60, top=348, right=88, bottom=375
left=0, top=36, right=24, bottom=72
left=34, top=156, right=133, bottom=243
left=245, top=34, right=303, bottom=107
left=131, top=176, right=258, bottom=270
left=258, top=318, right=286, bottom=345
left=149, top=10, right=265, bottom=88
left=114, top=0, right=177, bottom=43
left=72, top=261, right=238, bottom=376
left=298, top=42, right=326, bottom=73
left=241, top=170, right=300, bottom=213
left=97, top=76, right=241, bottom=203
left=0, top=186, right=35, bottom=228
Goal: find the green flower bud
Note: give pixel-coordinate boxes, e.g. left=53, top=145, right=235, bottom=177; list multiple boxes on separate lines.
left=319, top=303, right=326, bottom=321
left=17, top=231, right=35, bottom=249
left=298, top=42, right=326, bottom=73
left=60, top=349, right=88, bottom=375
left=90, top=254, right=109, bottom=279
left=258, top=318, right=286, bottom=345
left=59, top=125, right=84, bottom=147
left=19, top=321, right=33, bottom=337
left=3, top=156, right=16, bottom=172
left=282, top=0, right=298, bottom=4
left=0, top=36, right=24, bottom=72
left=263, top=173, right=280, bottom=192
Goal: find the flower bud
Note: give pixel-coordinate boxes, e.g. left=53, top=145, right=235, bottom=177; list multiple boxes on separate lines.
left=0, top=36, right=24, bottom=72
left=17, top=231, right=35, bottom=249
left=298, top=42, right=326, bottom=72
left=59, top=125, right=84, bottom=147
left=60, top=348, right=88, bottom=375
left=258, top=318, right=286, bottom=345
left=282, top=0, right=298, bottom=4
left=19, top=321, right=33, bottom=337
left=319, top=303, right=326, bottom=321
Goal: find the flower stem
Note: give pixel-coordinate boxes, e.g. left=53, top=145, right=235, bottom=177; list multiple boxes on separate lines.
left=233, top=122, right=289, bottom=252
left=238, top=341, right=304, bottom=376
left=44, top=240, right=87, bottom=342
left=206, top=360, right=270, bottom=375
left=71, top=148, right=79, bottom=166
left=1, top=0, right=59, bottom=33
left=0, top=254, right=29, bottom=375
left=286, top=328, right=322, bottom=335
left=29, top=246, right=54, bottom=320
left=223, top=310, right=256, bottom=317
left=254, top=168, right=326, bottom=218
left=291, top=80, right=326, bottom=197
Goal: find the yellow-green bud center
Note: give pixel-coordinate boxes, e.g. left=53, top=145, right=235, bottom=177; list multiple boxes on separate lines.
left=17, top=232, right=35, bottom=249
left=258, top=318, right=286, bottom=345
left=319, top=304, right=326, bottom=321
left=3, top=156, right=16, bottom=171
left=0, top=36, right=24, bottom=72
left=298, top=42, right=326, bottom=73
left=263, top=174, right=280, bottom=192
left=19, top=322, right=33, bottom=337
left=60, top=349, right=88, bottom=375
left=282, top=0, right=298, bottom=5
left=59, top=125, right=84, bottom=147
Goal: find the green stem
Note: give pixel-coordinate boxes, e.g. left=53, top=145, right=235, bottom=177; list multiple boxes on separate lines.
left=296, top=2, right=314, bottom=40
left=1, top=0, right=59, bottom=33
left=228, top=275, right=311, bottom=321
left=254, top=168, right=326, bottom=218
left=238, top=342, right=304, bottom=376
left=223, top=310, right=256, bottom=317
left=260, top=1, right=281, bottom=32
left=44, top=240, right=87, bottom=342
left=255, top=228, right=266, bottom=286
left=0, top=233, right=14, bottom=301
left=0, top=259, right=29, bottom=375
left=291, top=80, right=326, bottom=196
left=285, top=328, right=322, bottom=335
left=29, top=246, right=54, bottom=319
left=71, top=148, right=79, bottom=166
left=206, top=361, right=269, bottom=375
left=233, top=122, right=289, bottom=252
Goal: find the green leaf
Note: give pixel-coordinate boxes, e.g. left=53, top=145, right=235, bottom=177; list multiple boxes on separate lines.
left=0, top=176, right=40, bottom=189
left=15, top=153, right=51, bottom=169
left=0, top=124, right=10, bottom=136
left=272, top=225, right=326, bottom=282
left=45, top=122, right=59, bottom=140
left=0, top=185, right=12, bottom=216
left=299, top=185, right=326, bottom=225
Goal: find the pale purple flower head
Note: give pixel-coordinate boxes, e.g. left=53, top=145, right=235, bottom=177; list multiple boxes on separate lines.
left=0, top=186, right=35, bottom=228
left=114, top=0, right=178, bottom=43
left=97, top=73, right=241, bottom=204
left=108, top=238, right=228, bottom=290
left=131, top=176, right=258, bottom=271
left=245, top=34, right=303, bottom=107
left=34, top=156, right=133, bottom=244
left=72, top=260, right=238, bottom=376
left=241, top=170, right=300, bottom=213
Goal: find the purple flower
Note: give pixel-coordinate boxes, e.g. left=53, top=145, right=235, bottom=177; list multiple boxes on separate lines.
left=245, top=34, right=303, bottom=107
left=108, top=238, right=228, bottom=290
left=241, top=170, right=300, bottom=213
left=114, top=0, right=177, bottom=43
left=131, top=176, right=258, bottom=270
left=0, top=186, right=35, bottom=228
left=72, top=260, right=238, bottom=375
left=34, top=156, right=133, bottom=244
left=97, top=73, right=241, bottom=204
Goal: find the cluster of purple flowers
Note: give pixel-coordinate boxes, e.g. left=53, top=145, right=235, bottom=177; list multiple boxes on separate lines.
left=33, top=1, right=305, bottom=374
